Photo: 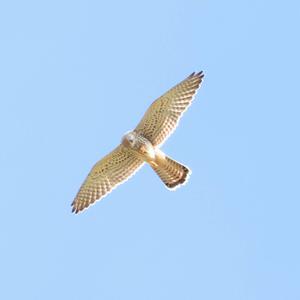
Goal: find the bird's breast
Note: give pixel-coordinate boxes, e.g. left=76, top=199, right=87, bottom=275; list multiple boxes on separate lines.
left=134, top=134, right=156, bottom=161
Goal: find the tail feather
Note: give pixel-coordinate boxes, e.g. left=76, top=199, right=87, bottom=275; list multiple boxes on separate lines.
left=150, top=156, right=190, bottom=190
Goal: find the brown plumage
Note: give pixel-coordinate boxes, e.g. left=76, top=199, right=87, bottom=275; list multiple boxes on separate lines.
left=72, top=71, right=204, bottom=213
left=149, top=151, right=190, bottom=190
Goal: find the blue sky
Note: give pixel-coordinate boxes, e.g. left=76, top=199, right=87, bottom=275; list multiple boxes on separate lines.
left=0, top=0, right=299, bottom=299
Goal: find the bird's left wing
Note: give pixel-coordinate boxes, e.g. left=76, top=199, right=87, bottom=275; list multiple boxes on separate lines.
left=72, top=145, right=144, bottom=213
left=135, top=72, right=204, bottom=146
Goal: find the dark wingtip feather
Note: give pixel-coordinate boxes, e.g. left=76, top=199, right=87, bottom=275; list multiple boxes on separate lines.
left=195, top=71, right=204, bottom=78
left=71, top=204, right=81, bottom=214
left=187, top=71, right=204, bottom=83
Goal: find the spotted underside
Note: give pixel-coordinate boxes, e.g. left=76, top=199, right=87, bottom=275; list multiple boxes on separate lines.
left=72, top=72, right=204, bottom=213
left=71, top=145, right=143, bottom=213
left=135, top=71, right=204, bottom=146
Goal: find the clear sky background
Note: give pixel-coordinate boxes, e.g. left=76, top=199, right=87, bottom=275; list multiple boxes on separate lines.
left=0, top=1, right=299, bottom=299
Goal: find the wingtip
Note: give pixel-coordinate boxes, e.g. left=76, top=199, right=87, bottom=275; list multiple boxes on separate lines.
left=188, top=71, right=204, bottom=80
left=198, top=70, right=204, bottom=76
left=71, top=203, right=81, bottom=214
left=195, top=70, right=204, bottom=78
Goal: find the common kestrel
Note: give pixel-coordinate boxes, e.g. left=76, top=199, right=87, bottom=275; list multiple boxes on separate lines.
left=72, top=71, right=204, bottom=213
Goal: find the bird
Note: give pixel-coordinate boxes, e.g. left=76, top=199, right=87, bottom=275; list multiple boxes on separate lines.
left=71, top=71, right=204, bottom=213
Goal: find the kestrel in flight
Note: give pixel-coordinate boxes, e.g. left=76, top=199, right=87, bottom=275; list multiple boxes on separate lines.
left=72, top=71, right=204, bottom=213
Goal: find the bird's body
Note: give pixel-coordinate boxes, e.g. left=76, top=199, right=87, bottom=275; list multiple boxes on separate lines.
left=122, top=130, right=189, bottom=188
left=72, top=71, right=204, bottom=213
left=121, top=131, right=156, bottom=162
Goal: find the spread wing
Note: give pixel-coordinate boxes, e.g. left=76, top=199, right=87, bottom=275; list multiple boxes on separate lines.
left=71, top=145, right=144, bottom=213
left=135, top=71, right=204, bottom=146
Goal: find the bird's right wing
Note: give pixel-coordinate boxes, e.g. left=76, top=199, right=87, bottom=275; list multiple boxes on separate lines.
left=135, top=72, right=204, bottom=146
left=72, top=145, right=144, bottom=213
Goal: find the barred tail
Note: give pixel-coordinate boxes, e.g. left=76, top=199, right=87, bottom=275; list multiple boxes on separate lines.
left=150, top=155, right=190, bottom=190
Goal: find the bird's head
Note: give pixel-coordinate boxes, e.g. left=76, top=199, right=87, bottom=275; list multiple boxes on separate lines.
left=121, top=131, right=137, bottom=148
